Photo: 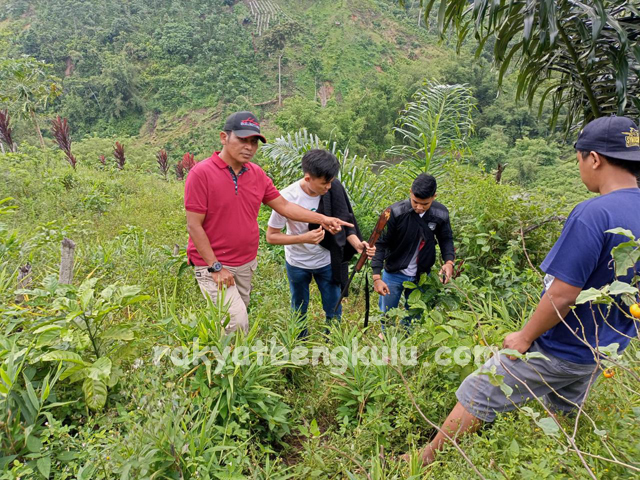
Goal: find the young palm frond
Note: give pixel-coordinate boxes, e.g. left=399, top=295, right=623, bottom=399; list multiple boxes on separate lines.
left=386, top=80, right=474, bottom=180
left=261, top=129, right=326, bottom=186
left=263, top=129, right=391, bottom=217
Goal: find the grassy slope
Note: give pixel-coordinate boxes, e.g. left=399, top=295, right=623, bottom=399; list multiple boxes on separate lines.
left=1, top=149, right=638, bottom=478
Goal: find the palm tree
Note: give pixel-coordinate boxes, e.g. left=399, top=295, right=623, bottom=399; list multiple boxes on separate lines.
left=386, top=80, right=475, bottom=179
left=410, top=0, right=640, bottom=130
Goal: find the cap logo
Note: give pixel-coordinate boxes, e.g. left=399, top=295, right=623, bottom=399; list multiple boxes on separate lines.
left=240, top=117, right=260, bottom=128
left=622, top=127, right=639, bottom=148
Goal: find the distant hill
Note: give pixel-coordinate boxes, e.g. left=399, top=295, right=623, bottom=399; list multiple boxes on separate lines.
left=0, top=0, right=453, bottom=152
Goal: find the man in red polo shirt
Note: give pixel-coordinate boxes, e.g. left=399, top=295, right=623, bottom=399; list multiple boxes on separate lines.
left=185, top=111, right=351, bottom=334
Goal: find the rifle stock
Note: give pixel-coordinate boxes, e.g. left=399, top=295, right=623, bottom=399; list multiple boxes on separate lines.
left=354, top=207, right=391, bottom=271
left=334, top=207, right=392, bottom=316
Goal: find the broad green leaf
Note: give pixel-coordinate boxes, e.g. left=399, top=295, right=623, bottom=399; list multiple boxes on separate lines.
left=101, top=327, right=134, bottom=341
left=40, top=350, right=86, bottom=365
left=82, top=377, right=108, bottom=410
left=40, top=374, right=51, bottom=403
left=431, top=331, right=450, bottom=345
left=597, top=343, right=621, bottom=358
left=33, top=325, right=63, bottom=334
left=87, top=357, right=112, bottom=381
left=24, top=374, right=40, bottom=411
left=56, top=451, right=79, bottom=462
left=26, top=434, right=42, bottom=453
left=499, top=382, right=513, bottom=397
left=79, top=287, right=94, bottom=311
left=608, top=280, right=638, bottom=296
left=36, top=456, right=51, bottom=478
left=606, top=227, right=636, bottom=240
left=509, top=438, right=520, bottom=456
left=500, top=348, right=524, bottom=359
left=64, top=311, right=84, bottom=322
left=0, top=367, right=12, bottom=388
left=119, top=285, right=142, bottom=298
left=575, top=287, right=611, bottom=305
left=523, top=351, right=550, bottom=362
left=60, top=364, right=86, bottom=382
left=610, top=240, right=640, bottom=277
left=310, top=418, right=321, bottom=437
left=537, top=417, right=560, bottom=437
left=99, top=285, right=116, bottom=301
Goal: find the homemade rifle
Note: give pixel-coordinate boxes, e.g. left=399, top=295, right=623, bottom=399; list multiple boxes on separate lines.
left=333, top=207, right=392, bottom=328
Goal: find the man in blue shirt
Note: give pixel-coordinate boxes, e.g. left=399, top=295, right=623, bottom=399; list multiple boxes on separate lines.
left=407, top=115, right=640, bottom=465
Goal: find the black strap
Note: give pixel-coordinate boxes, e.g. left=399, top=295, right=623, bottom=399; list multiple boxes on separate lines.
left=364, top=274, right=370, bottom=329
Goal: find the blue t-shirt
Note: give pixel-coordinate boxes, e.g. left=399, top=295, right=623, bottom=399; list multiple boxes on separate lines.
left=538, top=188, right=640, bottom=364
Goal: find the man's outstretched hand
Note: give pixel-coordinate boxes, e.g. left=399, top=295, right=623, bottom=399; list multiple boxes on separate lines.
left=321, top=216, right=353, bottom=234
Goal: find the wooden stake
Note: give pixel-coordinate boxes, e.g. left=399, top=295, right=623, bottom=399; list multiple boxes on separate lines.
left=59, top=238, right=76, bottom=284
left=15, top=263, right=32, bottom=303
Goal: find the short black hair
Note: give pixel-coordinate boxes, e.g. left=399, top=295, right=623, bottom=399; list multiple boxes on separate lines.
left=411, top=173, right=437, bottom=198
left=301, top=149, right=340, bottom=182
left=578, top=150, right=640, bottom=177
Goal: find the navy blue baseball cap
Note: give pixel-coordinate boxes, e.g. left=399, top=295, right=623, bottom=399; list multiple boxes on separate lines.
left=575, top=115, right=640, bottom=162
left=223, top=111, right=266, bottom=143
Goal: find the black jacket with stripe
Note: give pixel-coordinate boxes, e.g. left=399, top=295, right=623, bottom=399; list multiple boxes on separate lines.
left=371, top=199, right=455, bottom=277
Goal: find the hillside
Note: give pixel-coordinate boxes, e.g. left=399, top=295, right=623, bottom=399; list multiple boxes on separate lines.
left=0, top=0, right=455, bottom=152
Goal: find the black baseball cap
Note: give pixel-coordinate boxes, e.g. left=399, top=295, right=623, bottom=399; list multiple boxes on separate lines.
left=223, top=111, right=266, bottom=143
left=575, top=115, right=640, bottom=162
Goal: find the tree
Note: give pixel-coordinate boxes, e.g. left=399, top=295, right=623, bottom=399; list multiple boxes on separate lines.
left=0, top=56, right=62, bottom=147
left=386, top=80, right=475, bottom=179
left=412, top=0, right=640, bottom=131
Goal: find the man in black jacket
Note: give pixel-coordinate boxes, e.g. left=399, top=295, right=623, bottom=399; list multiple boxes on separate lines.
left=267, top=149, right=375, bottom=337
left=372, top=173, right=455, bottom=326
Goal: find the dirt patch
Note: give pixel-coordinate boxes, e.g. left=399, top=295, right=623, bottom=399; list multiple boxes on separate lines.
left=65, top=57, right=74, bottom=77
left=141, top=111, right=160, bottom=137
left=318, top=82, right=334, bottom=108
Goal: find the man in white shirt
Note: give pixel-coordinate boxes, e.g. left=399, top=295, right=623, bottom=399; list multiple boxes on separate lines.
left=267, top=150, right=374, bottom=337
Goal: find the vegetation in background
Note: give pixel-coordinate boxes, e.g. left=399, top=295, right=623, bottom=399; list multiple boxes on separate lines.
left=1, top=0, right=638, bottom=478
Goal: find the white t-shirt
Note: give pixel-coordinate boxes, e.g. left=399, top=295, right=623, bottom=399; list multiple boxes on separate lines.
left=268, top=180, right=331, bottom=269
left=400, top=212, right=426, bottom=277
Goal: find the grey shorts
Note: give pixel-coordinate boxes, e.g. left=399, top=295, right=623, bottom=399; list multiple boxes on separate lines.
left=456, top=341, right=601, bottom=422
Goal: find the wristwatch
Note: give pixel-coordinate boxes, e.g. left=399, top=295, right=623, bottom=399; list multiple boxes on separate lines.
left=207, top=262, right=223, bottom=273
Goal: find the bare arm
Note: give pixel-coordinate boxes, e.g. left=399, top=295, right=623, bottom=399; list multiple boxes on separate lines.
left=266, top=225, right=324, bottom=246
left=503, top=278, right=582, bottom=354
left=186, top=211, right=218, bottom=265
left=266, top=196, right=353, bottom=233
left=186, top=210, right=235, bottom=287
left=347, top=234, right=376, bottom=258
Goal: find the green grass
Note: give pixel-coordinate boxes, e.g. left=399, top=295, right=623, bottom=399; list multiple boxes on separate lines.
left=1, top=147, right=638, bottom=479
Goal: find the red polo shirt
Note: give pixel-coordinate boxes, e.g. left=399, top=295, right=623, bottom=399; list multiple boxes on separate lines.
left=185, top=152, right=280, bottom=266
